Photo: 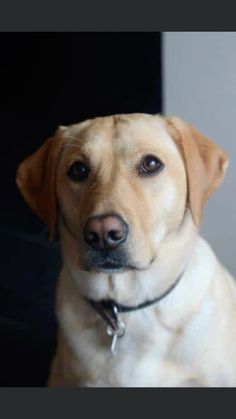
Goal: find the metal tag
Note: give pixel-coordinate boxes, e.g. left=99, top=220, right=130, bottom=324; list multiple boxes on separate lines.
left=106, top=318, right=126, bottom=356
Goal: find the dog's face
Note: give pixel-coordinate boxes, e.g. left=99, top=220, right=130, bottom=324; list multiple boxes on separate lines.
left=56, top=114, right=187, bottom=273
left=16, top=114, right=228, bottom=277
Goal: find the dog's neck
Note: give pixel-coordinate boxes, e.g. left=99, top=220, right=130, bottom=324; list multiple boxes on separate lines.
left=60, top=211, right=198, bottom=307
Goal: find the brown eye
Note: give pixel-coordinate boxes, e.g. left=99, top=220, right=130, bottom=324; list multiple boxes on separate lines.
left=139, top=155, right=164, bottom=176
left=67, top=161, right=89, bottom=182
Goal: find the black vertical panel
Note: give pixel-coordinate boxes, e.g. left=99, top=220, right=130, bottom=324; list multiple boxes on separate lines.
left=0, top=32, right=162, bottom=387
left=0, top=32, right=162, bottom=234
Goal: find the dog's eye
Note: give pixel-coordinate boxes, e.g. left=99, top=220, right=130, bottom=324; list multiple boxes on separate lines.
left=139, top=155, right=164, bottom=176
left=67, top=161, right=89, bottom=182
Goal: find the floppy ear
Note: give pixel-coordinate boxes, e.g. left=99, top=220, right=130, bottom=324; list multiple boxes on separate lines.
left=165, top=116, right=228, bottom=226
left=16, top=127, right=65, bottom=240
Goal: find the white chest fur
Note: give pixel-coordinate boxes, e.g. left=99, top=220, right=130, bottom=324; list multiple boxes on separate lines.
left=55, top=237, right=236, bottom=387
left=58, top=300, right=199, bottom=387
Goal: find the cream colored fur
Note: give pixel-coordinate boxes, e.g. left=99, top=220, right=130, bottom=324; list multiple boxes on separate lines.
left=16, top=114, right=236, bottom=387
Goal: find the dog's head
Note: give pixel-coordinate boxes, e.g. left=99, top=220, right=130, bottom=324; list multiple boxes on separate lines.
left=16, top=114, right=228, bottom=275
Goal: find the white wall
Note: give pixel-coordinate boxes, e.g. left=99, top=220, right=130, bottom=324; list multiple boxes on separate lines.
left=163, top=32, right=236, bottom=275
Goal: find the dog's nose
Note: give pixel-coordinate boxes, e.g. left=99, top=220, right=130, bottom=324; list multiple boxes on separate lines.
left=84, top=214, right=128, bottom=251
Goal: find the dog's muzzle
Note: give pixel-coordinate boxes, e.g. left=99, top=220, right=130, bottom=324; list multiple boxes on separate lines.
left=83, top=213, right=131, bottom=272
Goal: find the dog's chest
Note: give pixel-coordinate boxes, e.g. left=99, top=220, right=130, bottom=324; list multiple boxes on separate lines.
left=63, top=308, right=180, bottom=387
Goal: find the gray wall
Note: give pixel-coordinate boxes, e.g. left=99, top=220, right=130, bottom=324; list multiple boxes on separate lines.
left=163, top=32, right=236, bottom=275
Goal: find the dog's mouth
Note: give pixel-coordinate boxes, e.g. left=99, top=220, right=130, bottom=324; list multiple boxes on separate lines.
left=84, top=260, right=137, bottom=273
left=87, top=264, right=136, bottom=273
left=83, top=249, right=138, bottom=273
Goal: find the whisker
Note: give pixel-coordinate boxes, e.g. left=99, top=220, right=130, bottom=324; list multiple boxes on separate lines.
left=63, top=143, right=81, bottom=149
left=62, top=135, right=84, bottom=150
left=66, top=135, right=83, bottom=143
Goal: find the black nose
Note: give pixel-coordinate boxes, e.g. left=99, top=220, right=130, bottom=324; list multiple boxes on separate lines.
left=84, top=214, right=128, bottom=251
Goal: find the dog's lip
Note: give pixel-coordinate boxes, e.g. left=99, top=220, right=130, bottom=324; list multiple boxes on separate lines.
left=83, top=262, right=138, bottom=273
left=82, top=253, right=156, bottom=273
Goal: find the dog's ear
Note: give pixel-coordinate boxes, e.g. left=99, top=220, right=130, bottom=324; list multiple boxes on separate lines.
left=165, top=116, right=228, bottom=226
left=16, top=127, right=65, bottom=240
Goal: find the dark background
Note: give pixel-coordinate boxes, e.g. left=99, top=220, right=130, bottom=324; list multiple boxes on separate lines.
left=0, top=32, right=162, bottom=386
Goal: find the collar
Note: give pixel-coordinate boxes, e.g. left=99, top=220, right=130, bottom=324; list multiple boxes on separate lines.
left=86, top=271, right=183, bottom=336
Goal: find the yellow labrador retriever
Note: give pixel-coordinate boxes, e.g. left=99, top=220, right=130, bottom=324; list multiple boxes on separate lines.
left=16, top=114, right=236, bottom=387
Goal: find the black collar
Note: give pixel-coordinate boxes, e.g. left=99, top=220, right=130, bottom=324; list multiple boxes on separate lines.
left=86, top=272, right=183, bottom=332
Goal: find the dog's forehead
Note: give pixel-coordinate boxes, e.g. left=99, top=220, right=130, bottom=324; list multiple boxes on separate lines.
left=65, top=114, right=179, bottom=158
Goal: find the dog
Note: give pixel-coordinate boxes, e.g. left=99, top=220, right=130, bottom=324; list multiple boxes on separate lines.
left=16, top=113, right=236, bottom=387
